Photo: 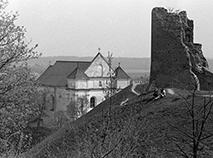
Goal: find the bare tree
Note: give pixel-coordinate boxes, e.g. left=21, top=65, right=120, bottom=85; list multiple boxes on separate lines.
left=164, top=89, right=213, bottom=158
left=0, top=0, right=40, bottom=155
left=67, top=95, right=88, bottom=120
left=74, top=103, right=150, bottom=158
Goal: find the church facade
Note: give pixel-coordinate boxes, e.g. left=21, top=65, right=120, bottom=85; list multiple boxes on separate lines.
left=37, top=52, right=131, bottom=125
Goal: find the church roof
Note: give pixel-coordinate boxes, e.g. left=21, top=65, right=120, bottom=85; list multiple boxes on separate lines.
left=37, top=52, right=131, bottom=87
left=115, top=66, right=131, bottom=79
left=67, top=66, right=89, bottom=80
left=37, top=61, right=90, bottom=87
left=90, top=52, right=109, bottom=66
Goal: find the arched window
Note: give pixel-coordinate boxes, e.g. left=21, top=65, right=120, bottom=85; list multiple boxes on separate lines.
left=97, top=64, right=103, bottom=77
left=90, top=97, right=96, bottom=108
left=99, top=81, right=102, bottom=87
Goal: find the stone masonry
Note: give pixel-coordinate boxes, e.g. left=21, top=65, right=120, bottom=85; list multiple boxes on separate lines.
left=149, top=7, right=213, bottom=90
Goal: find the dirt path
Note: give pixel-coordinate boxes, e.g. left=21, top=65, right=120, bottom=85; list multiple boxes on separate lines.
left=131, top=83, right=140, bottom=95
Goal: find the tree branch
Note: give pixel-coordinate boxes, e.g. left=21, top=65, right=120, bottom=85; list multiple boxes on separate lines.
left=101, top=138, right=122, bottom=158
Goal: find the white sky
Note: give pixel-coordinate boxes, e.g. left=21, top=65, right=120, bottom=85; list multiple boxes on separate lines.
left=6, top=0, right=213, bottom=57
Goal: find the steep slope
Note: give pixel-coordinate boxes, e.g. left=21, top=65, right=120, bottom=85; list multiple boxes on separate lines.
left=25, top=86, right=213, bottom=158
left=25, top=84, right=146, bottom=157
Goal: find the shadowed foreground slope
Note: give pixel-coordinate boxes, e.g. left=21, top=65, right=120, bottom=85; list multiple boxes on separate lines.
left=26, top=86, right=213, bottom=158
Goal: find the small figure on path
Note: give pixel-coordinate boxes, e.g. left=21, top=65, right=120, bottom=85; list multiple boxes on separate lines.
left=153, top=88, right=166, bottom=100
left=153, top=87, right=159, bottom=98
left=160, top=88, right=166, bottom=98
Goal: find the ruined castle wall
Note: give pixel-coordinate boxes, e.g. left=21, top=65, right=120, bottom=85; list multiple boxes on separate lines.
left=149, top=7, right=213, bottom=90
left=150, top=8, right=197, bottom=89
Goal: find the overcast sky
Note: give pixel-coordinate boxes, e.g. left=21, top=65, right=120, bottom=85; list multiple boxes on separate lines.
left=6, top=0, right=213, bottom=58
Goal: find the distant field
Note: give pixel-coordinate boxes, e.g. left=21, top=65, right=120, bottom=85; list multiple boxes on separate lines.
left=28, top=56, right=151, bottom=78
left=28, top=56, right=213, bottom=78
left=126, top=69, right=150, bottom=78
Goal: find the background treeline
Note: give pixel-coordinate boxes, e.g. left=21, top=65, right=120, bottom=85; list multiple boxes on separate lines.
left=28, top=56, right=213, bottom=78
left=28, top=56, right=151, bottom=78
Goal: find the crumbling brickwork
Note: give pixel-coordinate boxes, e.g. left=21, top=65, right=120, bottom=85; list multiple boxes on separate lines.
left=149, top=7, right=213, bottom=90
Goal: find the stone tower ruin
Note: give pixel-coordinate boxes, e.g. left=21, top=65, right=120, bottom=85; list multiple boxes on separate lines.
left=149, top=7, right=213, bottom=90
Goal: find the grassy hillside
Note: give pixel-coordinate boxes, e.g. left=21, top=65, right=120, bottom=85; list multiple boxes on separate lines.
left=24, top=85, right=213, bottom=158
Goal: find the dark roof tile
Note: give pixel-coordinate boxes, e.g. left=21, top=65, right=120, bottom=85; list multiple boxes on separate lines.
left=67, top=67, right=89, bottom=80
left=115, top=66, right=131, bottom=79
left=37, top=61, right=90, bottom=87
